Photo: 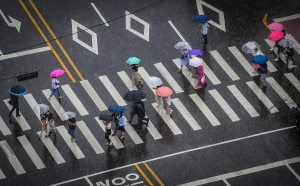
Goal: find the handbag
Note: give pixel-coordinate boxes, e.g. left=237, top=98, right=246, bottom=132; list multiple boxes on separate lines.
left=201, top=76, right=206, bottom=84
left=252, top=63, right=260, bottom=69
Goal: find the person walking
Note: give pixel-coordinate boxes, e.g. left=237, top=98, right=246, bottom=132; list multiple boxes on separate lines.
left=285, top=44, right=295, bottom=68
left=127, top=100, right=144, bottom=124
left=199, top=22, right=209, bottom=45
left=116, top=114, right=125, bottom=139
left=39, top=110, right=56, bottom=137
left=66, top=117, right=76, bottom=142
left=195, top=65, right=207, bottom=88
left=48, top=77, right=62, bottom=101
left=103, top=120, right=112, bottom=145
left=179, top=48, right=191, bottom=73
left=130, top=64, right=143, bottom=88
left=136, top=101, right=149, bottom=129
left=111, top=113, right=119, bottom=136
left=39, top=112, right=48, bottom=137
left=257, top=62, right=268, bottom=88
left=270, top=39, right=284, bottom=61
left=164, top=96, right=173, bottom=116
left=153, top=84, right=163, bottom=109
left=8, top=94, right=21, bottom=117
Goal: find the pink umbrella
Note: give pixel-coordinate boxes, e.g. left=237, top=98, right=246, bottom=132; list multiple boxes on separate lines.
left=156, top=86, right=173, bottom=97
left=50, top=69, right=65, bottom=77
left=268, top=31, right=284, bottom=41
left=268, top=22, right=285, bottom=31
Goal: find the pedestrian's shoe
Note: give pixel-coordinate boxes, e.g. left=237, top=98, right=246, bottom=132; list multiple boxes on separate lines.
left=71, top=138, right=76, bottom=142
left=191, top=75, right=196, bottom=78
left=119, top=136, right=125, bottom=140
left=112, top=133, right=116, bottom=136
left=16, top=114, right=21, bottom=117
left=178, top=69, right=182, bottom=73
left=127, top=120, right=132, bottom=124
left=130, top=85, right=134, bottom=88
left=58, top=96, right=62, bottom=99
left=156, top=105, right=162, bottom=109
left=274, top=58, right=279, bottom=61
left=165, top=115, right=170, bottom=117
left=39, top=134, right=42, bottom=138
left=53, top=132, right=57, bottom=135
left=270, top=48, right=274, bottom=51
left=45, top=135, right=49, bottom=138
left=169, top=109, right=174, bottom=115
left=48, top=98, right=51, bottom=101
left=105, top=142, right=112, bottom=146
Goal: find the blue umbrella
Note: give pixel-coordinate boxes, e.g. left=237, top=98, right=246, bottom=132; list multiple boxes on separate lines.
left=126, top=57, right=141, bottom=65
left=9, top=85, right=27, bottom=96
left=108, top=105, right=126, bottom=114
left=251, top=55, right=268, bottom=64
left=192, top=15, right=210, bottom=23
left=187, top=49, right=204, bottom=56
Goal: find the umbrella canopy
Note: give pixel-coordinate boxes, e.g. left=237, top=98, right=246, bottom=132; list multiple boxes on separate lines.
left=9, top=85, right=27, bottom=96
left=242, top=41, right=260, bottom=54
left=34, top=104, right=49, bottom=115
left=99, top=114, right=113, bottom=122
left=192, top=15, right=210, bottom=23
left=108, top=105, right=125, bottom=114
left=278, top=38, right=293, bottom=48
left=268, top=31, right=284, bottom=41
left=126, top=57, right=141, bottom=65
left=50, top=69, right=65, bottom=77
left=145, top=76, right=163, bottom=87
left=61, top=111, right=76, bottom=121
left=123, top=90, right=146, bottom=102
left=187, top=49, right=204, bottom=56
left=174, top=41, right=191, bottom=50
left=251, top=55, right=268, bottom=64
left=156, top=86, right=173, bottom=97
left=189, top=57, right=203, bottom=67
left=268, top=22, right=285, bottom=31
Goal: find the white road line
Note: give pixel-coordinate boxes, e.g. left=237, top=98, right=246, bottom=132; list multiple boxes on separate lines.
left=80, top=80, right=107, bottom=111
left=246, top=81, right=279, bottom=113
left=36, top=132, right=65, bottom=164
left=123, top=116, right=143, bottom=144
left=258, top=50, right=278, bottom=72
left=94, top=117, right=124, bottom=149
left=61, top=85, right=89, bottom=116
left=223, top=179, right=231, bottom=186
left=172, top=58, right=198, bottom=88
left=228, top=46, right=259, bottom=77
left=154, top=62, right=184, bottom=93
left=76, top=121, right=104, bottom=154
left=125, top=11, right=149, bottom=42
left=209, top=50, right=240, bottom=81
left=285, top=73, right=300, bottom=92
left=17, top=135, right=45, bottom=169
left=90, top=3, right=109, bottom=26
left=117, top=71, right=138, bottom=90
left=4, top=99, right=31, bottom=131
left=0, top=116, right=11, bottom=136
left=23, top=93, right=41, bottom=121
left=56, top=126, right=85, bottom=159
left=285, top=34, right=300, bottom=55
left=266, top=77, right=297, bottom=109
left=189, top=94, right=221, bottom=126
left=0, top=169, right=5, bottom=179
left=168, top=20, right=186, bottom=41
left=286, top=164, right=300, bottom=182
left=171, top=98, right=201, bottom=130
left=151, top=103, right=182, bottom=135
left=42, top=89, right=65, bottom=120
left=227, top=85, right=259, bottom=117
left=0, top=140, right=26, bottom=174
left=99, top=75, right=127, bottom=106
left=273, top=13, right=300, bottom=22
left=208, top=89, right=240, bottom=122
left=144, top=117, right=163, bottom=140
left=0, top=46, right=50, bottom=60
left=137, top=67, right=156, bottom=94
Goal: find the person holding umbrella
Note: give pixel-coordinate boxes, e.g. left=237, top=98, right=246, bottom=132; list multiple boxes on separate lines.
left=8, top=85, right=27, bottom=117
left=48, top=69, right=65, bottom=101
left=108, top=105, right=125, bottom=137
left=156, top=86, right=174, bottom=116
left=193, top=15, right=210, bottom=46
left=126, top=57, right=143, bottom=88
left=268, top=31, right=285, bottom=61
left=252, top=55, right=268, bottom=88
left=39, top=110, right=56, bottom=137
left=136, top=101, right=149, bottom=129
left=115, top=113, right=125, bottom=139
left=195, top=65, right=207, bottom=88
left=66, top=117, right=77, bottom=142
left=99, top=114, right=113, bottom=146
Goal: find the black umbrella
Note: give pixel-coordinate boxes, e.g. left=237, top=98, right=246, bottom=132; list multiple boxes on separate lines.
left=9, top=85, right=27, bottom=96
left=99, top=114, right=113, bottom=122
left=123, top=90, right=146, bottom=102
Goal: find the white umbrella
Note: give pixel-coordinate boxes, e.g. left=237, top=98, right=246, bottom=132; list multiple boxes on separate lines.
left=278, top=38, right=293, bottom=48
left=61, top=111, right=76, bottom=121
left=145, top=76, right=163, bottom=87
left=34, top=104, right=49, bottom=115
left=242, top=41, right=260, bottom=54
left=189, top=57, right=203, bottom=67
left=174, top=41, right=192, bottom=50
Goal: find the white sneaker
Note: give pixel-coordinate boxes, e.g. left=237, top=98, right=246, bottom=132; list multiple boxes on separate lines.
left=71, top=138, right=76, bottom=142
left=165, top=115, right=170, bottom=117
left=274, top=58, right=279, bottom=61
left=169, top=109, right=173, bottom=114
left=270, top=48, right=274, bottom=51
left=105, top=142, right=112, bottom=146
left=156, top=104, right=162, bottom=109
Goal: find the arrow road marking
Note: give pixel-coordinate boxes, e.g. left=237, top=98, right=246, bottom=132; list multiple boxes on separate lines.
left=0, top=9, right=21, bottom=32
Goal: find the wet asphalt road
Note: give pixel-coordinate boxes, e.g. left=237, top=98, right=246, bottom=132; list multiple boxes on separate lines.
left=0, top=0, right=300, bottom=185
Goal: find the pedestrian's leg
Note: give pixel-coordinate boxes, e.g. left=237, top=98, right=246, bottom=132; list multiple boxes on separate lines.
left=57, top=87, right=62, bottom=98
left=71, top=129, right=76, bottom=141
left=49, top=89, right=56, bottom=98
left=45, top=123, right=50, bottom=137
left=260, top=74, right=267, bottom=87
left=16, top=106, right=20, bottom=116
left=50, top=121, right=57, bottom=134
left=112, top=123, right=119, bottom=136
left=179, top=65, right=183, bottom=72
left=165, top=104, right=170, bottom=115
left=202, top=34, right=207, bottom=44
left=155, top=95, right=162, bottom=108
left=39, top=120, right=47, bottom=136
left=128, top=111, right=135, bottom=123
left=8, top=106, right=16, bottom=117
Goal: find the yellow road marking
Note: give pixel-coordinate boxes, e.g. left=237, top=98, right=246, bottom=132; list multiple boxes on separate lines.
left=19, top=0, right=76, bottom=82
left=29, top=0, right=84, bottom=81
left=143, top=162, right=165, bottom=186
left=134, top=164, right=154, bottom=186
left=263, top=14, right=273, bottom=32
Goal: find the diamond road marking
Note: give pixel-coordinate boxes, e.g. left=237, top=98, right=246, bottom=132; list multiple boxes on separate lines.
left=125, top=10, right=150, bottom=42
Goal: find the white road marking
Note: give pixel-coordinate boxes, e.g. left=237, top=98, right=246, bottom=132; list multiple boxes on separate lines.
left=285, top=73, right=300, bottom=92
left=228, top=46, right=259, bottom=76
left=154, top=62, right=184, bottom=93
left=56, top=126, right=85, bottom=159
left=123, top=116, right=143, bottom=144
left=99, top=75, right=127, bottom=106
left=210, top=50, right=240, bottom=81
left=151, top=103, right=182, bottom=135
left=246, top=81, right=279, bottom=113
left=4, top=99, right=31, bottom=131
left=91, top=3, right=109, bottom=26
left=42, top=89, right=65, bottom=120
left=144, top=117, right=163, bottom=140
left=23, top=93, right=41, bottom=121
left=125, top=11, right=149, bottom=42
left=0, top=169, right=5, bottom=179
left=266, top=77, right=297, bottom=109
left=0, top=140, right=26, bottom=174
left=227, top=85, right=259, bottom=117
left=36, top=132, right=65, bottom=164
left=286, top=164, right=300, bottom=182
left=17, top=135, right=45, bottom=169
left=285, top=34, right=300, bottom=55
left=273, top=13, right=300, bottom=22
left=0, top=47, right=50, bottom=60
left=168, top=20, right=186, bottom=41
left=80, top=80, right=107, bottom=111
left=0, top=116, right=11, bottom=136
left=0, top=9, right=21, bottom=32
left=137, top=67, right=156, bottom=94
left=171, top=98, right=201, bottom=130
left=189, top=94, right=221, bottom=126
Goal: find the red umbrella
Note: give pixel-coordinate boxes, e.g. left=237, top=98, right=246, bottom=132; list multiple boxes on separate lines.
left=50, top=69, right=65, bottom=77
left=268, top=22, right=285, bottom=31
left=268, top=31, right=284, bottom=41
left=156, top=86, right=173, bottom=97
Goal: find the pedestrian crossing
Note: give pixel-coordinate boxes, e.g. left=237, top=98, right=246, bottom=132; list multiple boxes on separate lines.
left=1, top=44, right=299, bottom=179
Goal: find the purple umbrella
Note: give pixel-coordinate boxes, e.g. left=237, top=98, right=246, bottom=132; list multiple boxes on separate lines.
left=187, top=49, right=204, bottom=56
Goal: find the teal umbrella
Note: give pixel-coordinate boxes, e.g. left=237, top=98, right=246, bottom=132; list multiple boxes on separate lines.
left=126, top=57, right=141, bottom=65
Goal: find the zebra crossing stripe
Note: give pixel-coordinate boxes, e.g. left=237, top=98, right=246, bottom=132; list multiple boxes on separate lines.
left=0, top=116, right=11, bottom=136
left=3, top=99, right=31, bottom=131
left=209, top=50, right=240, bottom=81
left=99, top=75, right=127, bottom=106
left=154, top=62, right=184, bottom=93
left=208, top=89, right=240, bottom=122
left=137, top=67, right=156, bottom=94
left=42, top=89, right=65, bottom=120
left=144, top=116, right=163, bottom=140
left=123, top=116, right=143, bottom=144
left=80, top=80, right=108, bottom=111
left=246, top=81, right=279, bottom=113
left=258, top=50, right=278, bottom=72
left=117, top=71, right=138, bottom=90
left=266, top=77, right=297, bottom=109
left=171, top=98, right=202, bottom=130
left=0, top=169, right=5, bottom=179
left=76, top=121, right=105, bottom=154
left=228, top=46, right=259, bottom=77
left=151, top=103, right=182, bottom=135
left=285, top=34, right=300, bottom=55
left=189, top=94, right=221, bottom=126
left=56, top=126, right=85, bottom=159
left=61, top=85, right=89, bottom=116
left=0, top=140, right=26, bottom=174
left=94, top=117, right=124, bottom=149
left=36, top=132, right=65, bottom=164
left=285, top=73, right=300, bottom=92
left=23, top=93, right=41, bottom=122
left=227, top=85, right=259, bottom=117
left=17, top=135, right=46, bottom=169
